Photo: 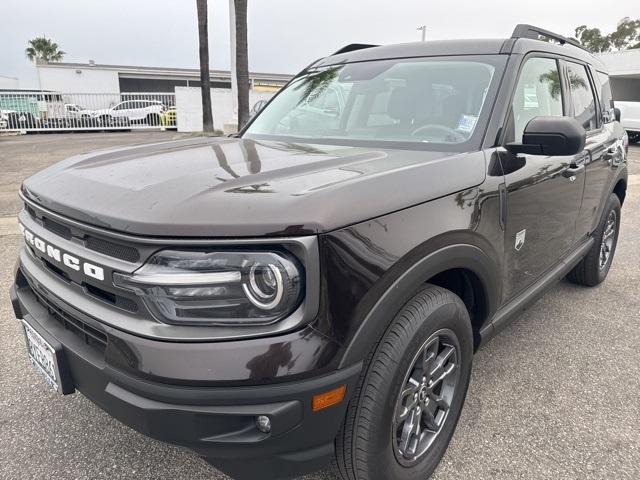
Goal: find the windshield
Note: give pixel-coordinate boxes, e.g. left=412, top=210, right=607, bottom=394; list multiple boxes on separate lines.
left=244, top=56, right=504, bottom=151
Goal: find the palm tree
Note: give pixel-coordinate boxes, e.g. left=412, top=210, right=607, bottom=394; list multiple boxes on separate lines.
left=234, top=0, right=250, bottom=129
left=25, top=37, right=65, bottom=63
left=196, top=0, right=214, bottom=133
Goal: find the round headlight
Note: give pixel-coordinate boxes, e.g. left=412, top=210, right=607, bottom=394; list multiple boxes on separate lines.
left=244, top=263, right=283, bottom=309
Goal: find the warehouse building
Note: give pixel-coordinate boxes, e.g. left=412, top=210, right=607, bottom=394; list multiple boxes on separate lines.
left=36, top=60, right=292, bottom=94
left=598, top=49, right=640, bottom=102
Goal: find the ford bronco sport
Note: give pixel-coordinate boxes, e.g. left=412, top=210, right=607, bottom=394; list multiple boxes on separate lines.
left=10, top=25, right=628, bottom=480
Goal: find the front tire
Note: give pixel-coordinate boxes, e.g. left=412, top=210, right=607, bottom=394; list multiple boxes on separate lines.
left=334, top=285, right=473, bottom=480
left=568, top=193, right=621, bottom=286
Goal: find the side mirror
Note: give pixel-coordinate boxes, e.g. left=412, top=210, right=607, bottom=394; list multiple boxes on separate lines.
left=614, top=107, right=621, bottom=122
left=506, top=116, right=586, bottom=156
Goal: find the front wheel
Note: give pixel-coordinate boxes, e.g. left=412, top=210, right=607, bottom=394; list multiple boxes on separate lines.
left=567, top=193, right=621, bottom=286
left=334, top=285, right=473, bottom=480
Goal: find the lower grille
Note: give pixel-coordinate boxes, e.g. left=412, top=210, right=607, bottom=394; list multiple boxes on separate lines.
left=24, top=274, right=108, bottom=353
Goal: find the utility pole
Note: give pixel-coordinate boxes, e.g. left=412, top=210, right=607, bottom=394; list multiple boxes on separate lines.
left=228, top=0, right=238, bottom=131
left=417, top=25, right=427, bottom=42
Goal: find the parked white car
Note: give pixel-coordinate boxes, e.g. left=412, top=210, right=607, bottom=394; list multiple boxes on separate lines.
left=0, top=109, right=11, bottom=129
left=616, top=101, right=640, bottom=143
left=64, top=103, right=95, bottom=120
left=93, top=100, right=166, bottom=126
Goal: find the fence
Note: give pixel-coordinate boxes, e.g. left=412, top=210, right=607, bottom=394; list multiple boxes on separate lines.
left=0, top=92, right=176, bottom=132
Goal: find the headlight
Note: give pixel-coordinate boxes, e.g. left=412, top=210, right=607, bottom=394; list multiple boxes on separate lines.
left=113, top=250, right=304, bottom=326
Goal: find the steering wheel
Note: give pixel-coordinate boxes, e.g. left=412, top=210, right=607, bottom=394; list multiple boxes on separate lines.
left=411, top=124, right=466, bottom=143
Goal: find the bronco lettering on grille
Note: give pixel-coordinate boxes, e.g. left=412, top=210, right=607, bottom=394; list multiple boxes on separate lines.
left=18, top=222, right=105, bottom=282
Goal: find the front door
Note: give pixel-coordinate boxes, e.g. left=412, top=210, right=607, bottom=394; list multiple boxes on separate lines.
left=499, top=56, right=585, bottom=301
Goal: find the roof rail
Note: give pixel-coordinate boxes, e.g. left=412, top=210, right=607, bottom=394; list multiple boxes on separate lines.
left=332, top=44, right=379, bottom=56
left=511, top=24, right=589, bottom=52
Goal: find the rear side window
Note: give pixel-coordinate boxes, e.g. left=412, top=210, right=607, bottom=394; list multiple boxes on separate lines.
left=566, top=62, right=597, bottom=131
left=511, top=57, right=564, bottom=142
left=595, top=72, right=615, bottom=123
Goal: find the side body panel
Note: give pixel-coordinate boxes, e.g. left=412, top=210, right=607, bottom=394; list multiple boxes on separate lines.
left=317, top=151, right=505, bottom=367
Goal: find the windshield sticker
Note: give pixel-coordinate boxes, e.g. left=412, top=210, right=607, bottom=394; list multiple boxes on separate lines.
left=457, top=114, right=478, bottom=133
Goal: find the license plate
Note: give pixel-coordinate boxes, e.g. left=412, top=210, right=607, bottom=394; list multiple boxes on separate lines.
left=22, top=321, right=62, bottom=393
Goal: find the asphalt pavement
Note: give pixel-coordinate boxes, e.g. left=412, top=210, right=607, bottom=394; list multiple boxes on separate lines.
left=0, top=133, right=639, bottom=480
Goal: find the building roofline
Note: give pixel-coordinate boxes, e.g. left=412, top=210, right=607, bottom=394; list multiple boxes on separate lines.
left=36, top=61, right=293, bottom=81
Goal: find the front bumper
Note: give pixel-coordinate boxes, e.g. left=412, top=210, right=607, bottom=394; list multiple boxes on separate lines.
left=10, top=277, right=361, bottom=480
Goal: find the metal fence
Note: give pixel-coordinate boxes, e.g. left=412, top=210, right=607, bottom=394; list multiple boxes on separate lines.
left=0, top=91, right=177, bottom=132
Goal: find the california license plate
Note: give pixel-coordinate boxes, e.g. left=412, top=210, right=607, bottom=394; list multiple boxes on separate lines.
left=22, top=321, right=63, bottom=393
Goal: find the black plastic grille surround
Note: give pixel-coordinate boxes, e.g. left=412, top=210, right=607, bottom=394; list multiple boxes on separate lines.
left=21, top=271, right=108, bottom=353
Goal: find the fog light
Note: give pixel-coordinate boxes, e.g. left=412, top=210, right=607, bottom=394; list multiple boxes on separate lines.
left=256, top=415, right=271, bottom=433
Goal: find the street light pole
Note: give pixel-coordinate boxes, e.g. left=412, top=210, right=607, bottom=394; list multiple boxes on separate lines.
left=417, top=25, right=427, bottom=42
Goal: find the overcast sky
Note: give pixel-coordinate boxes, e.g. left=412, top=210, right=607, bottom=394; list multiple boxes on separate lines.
left=1, top=0, right=637, bottom=88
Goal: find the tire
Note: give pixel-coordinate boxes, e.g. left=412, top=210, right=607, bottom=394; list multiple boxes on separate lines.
left=567, top=193, right=621, bottom=286
left=147, top=113, right=161, bottom=126
left=99, top=115, right=112, bottom=127
left=334, top=285, right=473, bottom=480
left=628, top=132, right=640, bottom=144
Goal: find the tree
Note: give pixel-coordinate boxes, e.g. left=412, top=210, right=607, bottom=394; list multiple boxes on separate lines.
left=196, top=0, right=214, bottom=133
left=25, top=37, right=65, bottom=63
left=573, top=17, right=640, bottom=53
left=234, top=0, right=250, bottom=129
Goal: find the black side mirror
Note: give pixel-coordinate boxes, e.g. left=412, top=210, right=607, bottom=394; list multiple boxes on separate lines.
left=614, top=107, right=621, bottom=122
left=506, top=116, right=586, bottom=156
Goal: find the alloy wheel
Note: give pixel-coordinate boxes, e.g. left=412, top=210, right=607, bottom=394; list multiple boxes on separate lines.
left=392, top=329, right=461, bottom=465
left=599, top=210, right=617, bottom=270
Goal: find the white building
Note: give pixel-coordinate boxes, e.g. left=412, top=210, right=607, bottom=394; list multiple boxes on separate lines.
left=0, top=75, right=19, bottom=89
left=598, top=49, right=640, bottom=102
left=36, top=61, right=291, bottom=95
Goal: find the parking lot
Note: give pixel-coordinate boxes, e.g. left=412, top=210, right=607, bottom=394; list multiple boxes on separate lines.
left=0, top=133, right=638, bottom=480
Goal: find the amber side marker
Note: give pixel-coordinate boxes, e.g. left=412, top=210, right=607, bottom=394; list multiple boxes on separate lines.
left=312, top=384, right=347, bottom=412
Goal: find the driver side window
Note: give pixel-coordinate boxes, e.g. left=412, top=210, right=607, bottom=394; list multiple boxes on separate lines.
left=511, top=58, right=564, bottom=142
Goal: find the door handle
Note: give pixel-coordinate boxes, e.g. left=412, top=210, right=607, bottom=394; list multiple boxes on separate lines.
left=562, top=164, right=585, bottom=179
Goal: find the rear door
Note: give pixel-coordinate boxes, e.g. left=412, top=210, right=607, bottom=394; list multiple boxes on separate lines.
left=499, top=56, right=586, bottom=300
left=573, top=65, right=619, bottom=239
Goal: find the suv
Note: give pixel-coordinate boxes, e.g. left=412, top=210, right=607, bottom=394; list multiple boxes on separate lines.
left=93, top=100, right=166, bottom=126
left=10, top=25, right=628, bottom=480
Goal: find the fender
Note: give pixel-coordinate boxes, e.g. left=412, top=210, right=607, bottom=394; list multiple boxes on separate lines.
left=337, top=243, right=500, bottom=368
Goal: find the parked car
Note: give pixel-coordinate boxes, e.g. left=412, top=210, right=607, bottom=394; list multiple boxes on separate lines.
left=11, top=25, right=628, bottom=480
left=0, top=109, right=12, bottom=129
left=64, top=103, right=95, bottom=120
left=93, top=100, right=166, bottom=127
left=616, top=100, right=640, bottom=143
left=160, top=106, right=177, bottom=128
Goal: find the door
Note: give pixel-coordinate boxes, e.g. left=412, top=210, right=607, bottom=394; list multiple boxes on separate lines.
left=499, top=56, right=586, bottom=300
left=574, top=66, right=619, bottom=239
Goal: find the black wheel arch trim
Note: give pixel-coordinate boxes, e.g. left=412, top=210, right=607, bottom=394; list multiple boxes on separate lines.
left=337, top=241, right=500, bottom=368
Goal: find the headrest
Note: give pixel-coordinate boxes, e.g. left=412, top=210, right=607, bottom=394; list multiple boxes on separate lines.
left=388, top=87, right=413, bottom=121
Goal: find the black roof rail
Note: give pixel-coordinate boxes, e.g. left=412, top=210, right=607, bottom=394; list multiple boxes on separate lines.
left=332, top=44, right=379, bottom=56
left=511, top=24, right=589, bottom=52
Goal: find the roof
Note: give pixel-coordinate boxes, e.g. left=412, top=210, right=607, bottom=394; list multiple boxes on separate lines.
left=36, top=61, right=293, bottom=83
left=314, top=37, right=606, bottom=71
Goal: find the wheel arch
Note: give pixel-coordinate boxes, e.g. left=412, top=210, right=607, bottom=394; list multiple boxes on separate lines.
left=613, top=177, right=627, bottom=206
left=337, top=241, right=500, bottom=368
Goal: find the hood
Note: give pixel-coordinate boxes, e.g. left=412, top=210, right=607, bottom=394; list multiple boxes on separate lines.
left=22, top=137, right=486, bottom=237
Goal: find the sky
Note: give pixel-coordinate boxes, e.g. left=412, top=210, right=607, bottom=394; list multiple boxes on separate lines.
left=1, top=0, right=637, bottom=88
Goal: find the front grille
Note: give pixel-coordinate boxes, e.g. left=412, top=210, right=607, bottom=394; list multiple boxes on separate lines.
left=42, top=217, right=72, bottom=240
left=24, top=201, right=141, bottom=263
left=85, top=235, right=140, bottom=262
left=25, top=276, right=108, bottom=353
